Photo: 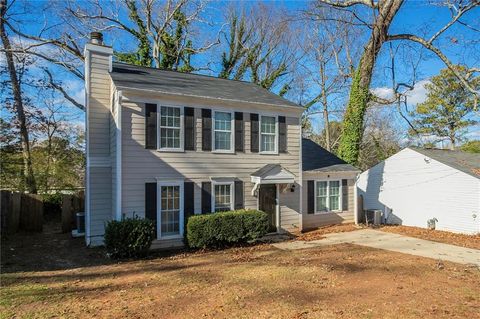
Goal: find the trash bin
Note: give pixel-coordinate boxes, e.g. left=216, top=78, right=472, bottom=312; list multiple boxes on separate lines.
left=76, top=212, right=85, bottom=234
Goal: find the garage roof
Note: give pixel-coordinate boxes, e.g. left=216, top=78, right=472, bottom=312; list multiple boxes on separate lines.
left=410, top=147, right=480, bottom=179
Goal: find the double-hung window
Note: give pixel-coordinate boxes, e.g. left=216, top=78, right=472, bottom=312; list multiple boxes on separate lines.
left=260, top=116, right=277, bottom=153
left=315, top=180, right=341, bottom=213
left=213, top=111, right=233, bottom=152
left=159, top=106, right=182, bottom=150
left=213, top=182, right=233, bottom=212
left=158, top=181, right=184, bottom=238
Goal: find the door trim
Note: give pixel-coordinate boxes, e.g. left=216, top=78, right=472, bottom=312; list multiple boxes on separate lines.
left=157, top=180, right=184, bottom=240
left=257, top=183, right=280, bottom=233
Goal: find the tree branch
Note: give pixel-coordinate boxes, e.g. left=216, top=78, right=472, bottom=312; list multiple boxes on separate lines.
left=44, top=69, right=85, bottom=111
left=316, top=0, right=378, bottom=8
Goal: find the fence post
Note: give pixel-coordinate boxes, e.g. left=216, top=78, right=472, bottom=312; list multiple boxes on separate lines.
left=19, top=194, right=43, bottom=232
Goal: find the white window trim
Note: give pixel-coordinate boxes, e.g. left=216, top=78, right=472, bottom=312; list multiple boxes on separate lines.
left=212, top=180, right=235, bottom=212
left=259, top=114, right=279, bottom=155
left=212, top=110, right=235, bottom=154
left=314, top=180, right=342, bottom=214
left=157, top=105, right=185, bottom=152
left=157, top=180, right=184, bottom=239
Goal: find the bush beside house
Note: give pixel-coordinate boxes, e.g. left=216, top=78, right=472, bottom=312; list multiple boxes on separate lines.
left=186, top=209, right=269, bottom=248
left=104, top=217, right=155, bottom=259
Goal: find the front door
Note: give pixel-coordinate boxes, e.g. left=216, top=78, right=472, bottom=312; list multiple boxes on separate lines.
left=259, top=184, right=277, bottom=232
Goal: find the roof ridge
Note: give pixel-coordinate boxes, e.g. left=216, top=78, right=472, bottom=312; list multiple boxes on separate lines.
left=112, top=61, right=263, bottom=87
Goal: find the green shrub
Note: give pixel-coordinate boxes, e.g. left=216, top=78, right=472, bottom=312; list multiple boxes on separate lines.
left=186, top=209, right=269, bottom=249
left=104, top=217, right=155, bottom=259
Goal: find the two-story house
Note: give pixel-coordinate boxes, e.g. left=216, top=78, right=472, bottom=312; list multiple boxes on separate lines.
left=84, top=32, right=360, bottom=248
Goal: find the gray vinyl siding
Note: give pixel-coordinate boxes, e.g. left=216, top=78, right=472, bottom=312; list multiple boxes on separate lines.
left=86, top=48, right=113, bottom=245
left=302, top=171, right=356, bottom=230
left=120, top=92, right=302, bottom=233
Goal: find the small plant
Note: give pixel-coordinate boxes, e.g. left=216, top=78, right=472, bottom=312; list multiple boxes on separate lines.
left=186, top=209, right=269, bottom=249
left=104, top=217, right=155, bottom=259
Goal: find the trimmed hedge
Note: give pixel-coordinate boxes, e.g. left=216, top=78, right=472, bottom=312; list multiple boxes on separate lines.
left=104, top=217, right=155, bottom=259
left=186, top=209, right=269, bottom=248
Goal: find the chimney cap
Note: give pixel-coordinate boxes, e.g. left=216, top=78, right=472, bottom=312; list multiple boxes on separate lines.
left=90, top=32, right=103, bottom=45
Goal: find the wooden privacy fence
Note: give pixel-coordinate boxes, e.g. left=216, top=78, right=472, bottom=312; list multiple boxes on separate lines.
left=61, top=192, right=85, bottom=233
left=1, top=191, right=43, bottom=234
left=1, top=190, right=85, bottom=235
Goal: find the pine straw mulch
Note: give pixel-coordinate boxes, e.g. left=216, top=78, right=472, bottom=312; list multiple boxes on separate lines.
left=380, top=225, right=480, bottom=250
left=295, top=223, right=361, bottom=241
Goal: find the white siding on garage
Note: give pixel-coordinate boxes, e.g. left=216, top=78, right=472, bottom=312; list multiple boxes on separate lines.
left=120, top=91, right=302, bottom=234
left=357, top=148, right=480, bottom=235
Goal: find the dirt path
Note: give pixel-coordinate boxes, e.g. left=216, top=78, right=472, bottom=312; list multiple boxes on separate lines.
left=275, top=229, right=480, bottom=266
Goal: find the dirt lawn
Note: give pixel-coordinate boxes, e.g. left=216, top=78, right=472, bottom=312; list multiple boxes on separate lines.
left=2, top=228, right=480, bottom=319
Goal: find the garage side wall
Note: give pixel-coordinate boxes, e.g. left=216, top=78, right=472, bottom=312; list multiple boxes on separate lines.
left=357, top=148, right=480, bottom=234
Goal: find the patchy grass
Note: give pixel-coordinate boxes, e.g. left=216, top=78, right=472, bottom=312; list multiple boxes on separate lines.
left=380, top=225, right=480, bottom=250
left=2, top=243, right=479, bottom=318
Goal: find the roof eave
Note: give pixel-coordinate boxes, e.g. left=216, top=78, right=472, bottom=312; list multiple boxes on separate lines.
left=114, top=84, right=303, bottom=111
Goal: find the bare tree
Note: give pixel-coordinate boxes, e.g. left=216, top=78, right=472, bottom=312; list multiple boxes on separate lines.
left=314, top=0, right=480, bottom=165
left=1, top=0, right=37, bottom=193
left=219, top=4, right=298, bottom=92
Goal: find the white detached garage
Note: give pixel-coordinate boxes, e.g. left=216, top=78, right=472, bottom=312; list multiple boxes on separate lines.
left=357, top=147, right=480, bottom=235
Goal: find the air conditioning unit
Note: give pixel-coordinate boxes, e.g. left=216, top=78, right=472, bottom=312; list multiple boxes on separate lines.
left=365, top=209, right=383, bottom=226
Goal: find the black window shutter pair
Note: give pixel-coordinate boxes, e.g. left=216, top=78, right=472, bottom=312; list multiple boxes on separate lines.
left=144, top=104, right=195, bottom=150
left=145, top=181, right=196, bottom=238
left=202, top=109, right=244, bottom=152
left=201, top=180, right=244, bottom=214
left=250, top=114, right=287, bottom=153
left=306, top=179, right=349, bottom=214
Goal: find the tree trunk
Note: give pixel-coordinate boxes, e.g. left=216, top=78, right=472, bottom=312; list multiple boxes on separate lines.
left=1, top=0, right=37, bottom=193
left=337, top=0, right=404, bottom=165
left=320, top=63, right=331, bottom=152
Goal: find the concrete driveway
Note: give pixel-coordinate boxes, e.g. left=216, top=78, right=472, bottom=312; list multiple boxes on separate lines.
left=273, top=229, right=480, bottom=266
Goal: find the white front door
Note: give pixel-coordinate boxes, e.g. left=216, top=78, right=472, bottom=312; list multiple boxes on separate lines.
left=158, top=181, right=184, bottom=239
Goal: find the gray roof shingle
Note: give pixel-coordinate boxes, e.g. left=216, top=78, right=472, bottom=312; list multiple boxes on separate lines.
left=302, top=139, right=360, bottom=172
left=410, top=147, right=480, bottom=179
left=109, top=62, right=300, bottom=108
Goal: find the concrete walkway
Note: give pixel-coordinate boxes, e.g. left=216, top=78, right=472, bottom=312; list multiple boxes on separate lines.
left=273, top=229, right=480, bottom=266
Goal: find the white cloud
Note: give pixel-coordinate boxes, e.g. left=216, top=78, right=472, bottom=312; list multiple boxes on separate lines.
left=370, top=79, right=431, bottom=106
left=404, top=80, right=430, bottom=105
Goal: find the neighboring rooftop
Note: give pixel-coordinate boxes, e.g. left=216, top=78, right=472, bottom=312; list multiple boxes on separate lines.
left=302, top=139, right=360, bottom=172
left=410, top=147, right=480, bottom=179
left=109, top=62, right=300, bottom=108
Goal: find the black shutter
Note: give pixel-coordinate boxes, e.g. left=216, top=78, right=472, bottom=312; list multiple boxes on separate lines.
left=278, top=116, right=287, bottom=153
left=201, top=182, right=211, bottom=214
left=234, top=180, right=244, bottom=210
left=202, top=109, right=212, bottom=151
left=145, top=103, right=157, bottom=149
left=235, top=112, right=244, bottom=152
left=342, top=179, right=349, bottom=211
left=145, top=182, right=157, bottom=238
left=250, top=113, right=259, bottom=153
left=184, top=182, right=195, bottom=224
left=184, top=107, right=195, bottom=151
left=307, top=180, right=314, bottom=214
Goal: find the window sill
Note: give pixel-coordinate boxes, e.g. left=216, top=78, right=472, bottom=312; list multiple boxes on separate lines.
left=259, top=151, right=278, bottom=155
left=157, top=148, right=184, bottom=153
left=157, top=234, right=183, bottom=240
left=211, top=150, right=235, bottom=154
left=314, top=210, right=343, bottom=215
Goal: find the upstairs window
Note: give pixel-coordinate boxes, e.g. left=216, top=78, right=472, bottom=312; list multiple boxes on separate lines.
left=213, top=111, right=233, bottom=152
left=159, top=106, right=182, bottom=150
left=260, top=116, right=277, bottom=153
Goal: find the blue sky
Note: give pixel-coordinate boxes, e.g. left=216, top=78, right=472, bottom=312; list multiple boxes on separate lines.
left=4, top=0, right=480, bottom=145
